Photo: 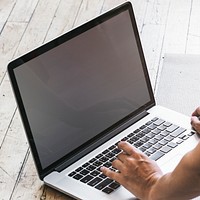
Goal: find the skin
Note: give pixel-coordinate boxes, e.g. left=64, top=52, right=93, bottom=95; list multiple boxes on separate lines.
left=101, top=106, right=200, bottom=200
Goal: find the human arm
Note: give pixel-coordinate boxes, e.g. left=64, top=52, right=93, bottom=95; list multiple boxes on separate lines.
left=101, top=141, right=200, bottom=200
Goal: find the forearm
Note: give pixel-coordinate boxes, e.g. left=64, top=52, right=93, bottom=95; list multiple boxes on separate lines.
left=149, top=150, right=200, bottom=200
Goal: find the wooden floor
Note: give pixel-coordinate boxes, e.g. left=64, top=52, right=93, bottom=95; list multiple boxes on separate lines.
left=1, top=0, right=200, bottom=199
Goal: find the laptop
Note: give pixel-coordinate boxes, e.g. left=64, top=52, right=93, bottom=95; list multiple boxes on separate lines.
left=7, top=1, right=199, bottom=200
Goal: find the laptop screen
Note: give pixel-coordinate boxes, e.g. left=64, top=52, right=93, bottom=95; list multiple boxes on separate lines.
left=9, top=3, right=154, bottom=173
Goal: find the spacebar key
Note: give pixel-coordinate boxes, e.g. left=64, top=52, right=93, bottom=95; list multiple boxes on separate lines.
left=150, top=151, right=165, bottom=161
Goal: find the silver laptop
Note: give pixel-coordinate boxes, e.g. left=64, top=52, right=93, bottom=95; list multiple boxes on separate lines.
left=7, top=2, right=199, bottom=199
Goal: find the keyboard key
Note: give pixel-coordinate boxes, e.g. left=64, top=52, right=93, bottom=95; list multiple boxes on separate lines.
left=80, top=169, right=90, bottom=175
left=112, top=148, right=121, bottom=155
left=158, top=139, right=168, bottom=145
left=148, top=124, right=157, bottom=130
left=99, top=156, right=109, bottom=162
left=88, top=177, right=103, bottom=186
left=136, top=132, right=145, bottom=137
left=102, top=149, right=109, bottom=154
left=170, top=127, right=186, bottom=137
left=140, top=136, right=149, bottom=143
left=154, top=134, right=164, bottom=140
left=73, top=174, right=83, bottom=180
left=75, top=167, right=83, bottom=172
left=167, top=142, right=178, bottom=148
left=93, top=161, right=103, bottom=167
left=130, top=136, right=139, bottom=142
left=139, top=125, right=146, bottom=130
left=139, top=146, right=146, bottom=152
left=96, top=154, right=103, bottom=159
left=146, top=147, right=156, bottom=154
left=89, top=158, right=97, bottom=163
left=106, top=152, right=115, bottom=158
left=68, top=171, right=76, bottom=177
left=152, top=128, right=161, bottom=135
left=188, top=131, right=195, bottom=136
left=150, top=151, right=165, bottom=161
left=146, top=132, right=155, bottom=139
left=134, top=129, right=140, bottom=133
left=95, top=178, right=113, bottom=190
left=160, top=130, right=170, bottom=137
left=108, top=145, right=116, bottom=150
left=142, top=142, right=152, bottom=149
left=145, top=121, right=153, bottom=125
left=86, top=165, right=96, bottom=171
left=153, top=143, right=162, bottom=150
left=145, top=152, right=151, bottom=157
left=104, top=162, right=112, bottom=168
left=134, top=141, right=144, bottom=147
left=91, top=170, right=100, bottom=176
left=163, top=121, right=172, bottom=127
left=164, top=135, right=174, bottom=142
left=121, top=137, right=128, bottom=141
left=153, top=118, right=165, bottom=126
left=166, top=125, right=179, bottom=132
left=142, top=127, right=151, bottom=134
left=82, top=162, right=90, bottom=168
left=127, top=132, right=134, bottom=137
left=148, top=138, right=158, bottom=145
left=157, top=124, right=166, bottom=131
left=160, top=146, right=172, bottom=153
left=102, top=187, right=114, bottom=194
left=109, top=182, right=120, bottom=189
left=99, top=173, right=107, bottom=179
left=80, top=175, right=94, bottom=183
left=151, top=117, right=158, bottom=121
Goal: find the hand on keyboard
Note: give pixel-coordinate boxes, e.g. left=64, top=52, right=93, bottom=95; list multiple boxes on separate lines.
left=101, top=141, right=163, bottom=199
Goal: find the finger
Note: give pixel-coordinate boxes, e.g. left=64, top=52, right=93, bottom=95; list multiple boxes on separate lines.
left=117, top=152, right=129, bottom=163
left=100, top=166, right=119, bottom=181
left=192, top=107, right=200, bottom=116
left=118, top=141, right=139, bottom=157
left=191, top=116, right=200, bottom=133
left=112, top=158, right=125, bottom=172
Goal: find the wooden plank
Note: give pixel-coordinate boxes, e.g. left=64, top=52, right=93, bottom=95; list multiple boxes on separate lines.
left=161, top=0, right=192, bottom=54
left=8, top=0, right=39, bottom=23
left=131, top=0, right=149, bottom=32
left=0, top=110, right=28, bottom=200
left=0, top=0, right=17, bottom=25
left=45, top=0, right=82, bottom=42
left=0, top=22, right=27, bottom=145
left=186, top=0, right=200, bottom=53
left=0, top=22, right=27, bottom=81
left=0, top=74, right=16, bottom=145
left=73, top=0, right=105, bottom=26
left=140, top=0, right=171, bottom=88
left=9, top=151, right=45, bottom=200
left=14, top=0, right=61, bottom=57
left=101, top=0, right=126, bottom=13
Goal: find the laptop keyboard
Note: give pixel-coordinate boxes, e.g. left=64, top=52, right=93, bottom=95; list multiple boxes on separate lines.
left=68, top=117, right=195, bottom=194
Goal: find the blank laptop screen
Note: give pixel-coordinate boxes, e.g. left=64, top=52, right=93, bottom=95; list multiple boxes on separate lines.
left=13, top=10, right=151, bottom=169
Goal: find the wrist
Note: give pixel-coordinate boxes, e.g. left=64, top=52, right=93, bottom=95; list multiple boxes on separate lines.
left=147, top=174, right=163, bottom=200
